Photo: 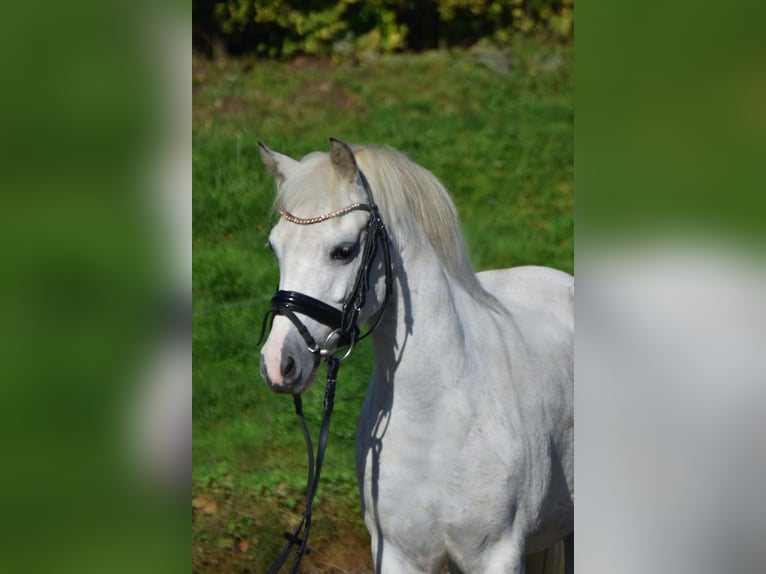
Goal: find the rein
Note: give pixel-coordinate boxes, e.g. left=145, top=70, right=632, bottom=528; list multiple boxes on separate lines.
left=260, top=179, right=393, bottom=574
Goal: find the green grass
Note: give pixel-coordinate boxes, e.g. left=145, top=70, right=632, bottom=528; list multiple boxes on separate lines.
left=193, top=40, right=572, bottom=573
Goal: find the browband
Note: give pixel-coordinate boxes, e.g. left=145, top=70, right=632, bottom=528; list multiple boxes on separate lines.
left=279, top=203, right=367, bottom=225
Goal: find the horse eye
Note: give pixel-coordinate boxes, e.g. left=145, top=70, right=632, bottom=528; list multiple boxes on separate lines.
left=330, top=244, right=355, bottom=261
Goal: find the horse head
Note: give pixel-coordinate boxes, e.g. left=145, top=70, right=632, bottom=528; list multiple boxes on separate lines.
left=258, top=138, right=392, bottom=394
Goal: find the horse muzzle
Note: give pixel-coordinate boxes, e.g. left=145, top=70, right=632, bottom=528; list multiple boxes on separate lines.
left=259, top=321, right=319, bottom=394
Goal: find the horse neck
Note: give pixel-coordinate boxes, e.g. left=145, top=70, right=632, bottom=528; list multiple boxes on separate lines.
left=369, top=242, right=489, bottom=401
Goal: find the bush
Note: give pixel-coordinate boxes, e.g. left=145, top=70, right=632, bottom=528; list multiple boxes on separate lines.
left=193, top=0, right=573, bottom=58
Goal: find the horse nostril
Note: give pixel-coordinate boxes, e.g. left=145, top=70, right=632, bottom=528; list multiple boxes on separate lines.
left=281, top=355, right=296, bottom=379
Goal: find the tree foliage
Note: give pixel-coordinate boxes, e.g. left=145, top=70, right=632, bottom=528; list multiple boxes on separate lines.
left=193, top=0, right=573, bottom=57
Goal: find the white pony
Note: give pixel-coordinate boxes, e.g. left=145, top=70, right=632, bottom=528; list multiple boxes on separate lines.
left=259, top=139, right=573, bottom=574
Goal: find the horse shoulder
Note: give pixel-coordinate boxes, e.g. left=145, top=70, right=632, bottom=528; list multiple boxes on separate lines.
left=477, top=265, right=574, bottom=401
left=478, top=265, right=573, bottom=332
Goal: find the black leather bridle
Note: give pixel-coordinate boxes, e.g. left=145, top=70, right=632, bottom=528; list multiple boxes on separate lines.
left=261, top=174, right=393, bottom=574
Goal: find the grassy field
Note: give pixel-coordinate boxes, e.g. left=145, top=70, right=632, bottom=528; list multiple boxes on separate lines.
left=193, top=40, right=572, bottom=573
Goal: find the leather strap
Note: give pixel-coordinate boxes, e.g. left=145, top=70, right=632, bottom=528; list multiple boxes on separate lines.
left=271, top=290, right=343, bottom=331
left=266, top=358, right=339, bottom=574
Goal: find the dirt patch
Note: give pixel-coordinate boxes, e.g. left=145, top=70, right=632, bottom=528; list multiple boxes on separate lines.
left=192, top=488, right=373, bottom=574
left=287, top=522, right=374, bottom=574
left=291, top=56, right=336, bottom=73
left=213, top=96, right=252, bottom=115
left=294, top=80, right=366, bottom=113
left=192, top=495, right=219, bottom=515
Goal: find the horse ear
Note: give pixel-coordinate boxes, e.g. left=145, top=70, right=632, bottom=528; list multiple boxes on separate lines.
left=258, top=142, right=299, bottom=184
left=329, top=137, right=358, bottom=183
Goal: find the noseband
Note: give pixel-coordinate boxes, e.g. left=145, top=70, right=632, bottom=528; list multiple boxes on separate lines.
left=261, top=175, right=393, bottom=574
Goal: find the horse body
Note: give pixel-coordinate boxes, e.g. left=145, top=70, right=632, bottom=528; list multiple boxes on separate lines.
left=357, top=249, right=573, bottom=573
left=258, top=140, right=573, bottom=573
